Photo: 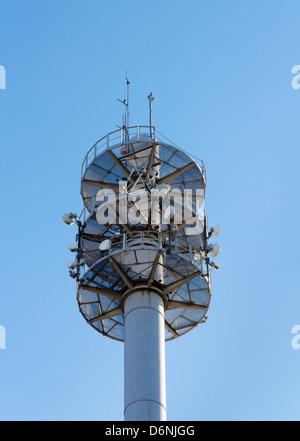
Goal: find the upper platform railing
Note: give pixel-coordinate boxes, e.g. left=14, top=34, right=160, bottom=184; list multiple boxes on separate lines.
left=81, top=125, right=205, bottom=178
left=81, top=126, right=156, bottom=177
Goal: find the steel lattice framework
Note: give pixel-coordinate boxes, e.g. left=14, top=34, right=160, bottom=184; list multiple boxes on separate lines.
left=72, top=126, right=214, bottom=341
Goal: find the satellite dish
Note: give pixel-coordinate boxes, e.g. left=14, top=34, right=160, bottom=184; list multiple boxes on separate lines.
left=99, top=239, right=110, bottom=251
left=163, top=206, right=175, bottom=220
left=211, top=224, right=220, bottom=237
left=62, top=213, right=76, bottom=225
left=209, top=243, right=221, bottom=257
left=67, top=261, right=75, bottom=269
left=68, top=243, right=77, bottom=252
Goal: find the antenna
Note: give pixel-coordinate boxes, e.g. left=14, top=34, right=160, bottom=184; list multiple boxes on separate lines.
left=117, top=72, right=130, bottom=129
left=148, top=73, right=154, bottom=138
left=126, top=71, right=130, bottom=128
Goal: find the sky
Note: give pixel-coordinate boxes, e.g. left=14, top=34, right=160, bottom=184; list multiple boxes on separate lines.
left=0, top=0, right=300, bottom=421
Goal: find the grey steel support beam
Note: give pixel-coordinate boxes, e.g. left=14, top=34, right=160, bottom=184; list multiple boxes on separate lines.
left=148, top=251, right=161, bottom=287
left=89, top=306, right=123, bottom=324
left=108, top=150, right=133, bottom=183
left=79, top=285, right=122, bottom=301
left=147, top=143, right=158, bottom=177
left=167, top=300, right=207, bottom=310
left=82, top=180, right=119, bottom=191
left=164, top=320, right=179, bottom=338
left=110, top=257, right=133, bottom=289
left=163, top=271, right=200, bottom=295
left=157, top=162, right=194, bottom=184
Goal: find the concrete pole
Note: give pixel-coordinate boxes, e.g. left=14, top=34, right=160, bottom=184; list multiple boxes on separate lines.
left=124, top=287, right=167, bottom=421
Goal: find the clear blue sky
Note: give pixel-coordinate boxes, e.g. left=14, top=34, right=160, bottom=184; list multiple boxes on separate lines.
left=0, top=0, right=300, bottom=421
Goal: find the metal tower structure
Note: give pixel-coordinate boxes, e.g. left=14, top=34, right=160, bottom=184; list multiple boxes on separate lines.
left=63, top=79, right=220, bottom=421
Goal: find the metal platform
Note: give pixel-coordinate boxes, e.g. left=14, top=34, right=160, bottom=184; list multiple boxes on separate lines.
left=77, top=231, right=211, bottom=341
left=70, top=126, right=214, bottom=341
left=81, top=126, right=206, bottom=212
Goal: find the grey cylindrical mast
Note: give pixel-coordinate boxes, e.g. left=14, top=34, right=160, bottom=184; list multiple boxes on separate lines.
left=124, top=287, right=166, bottom=421
left=124, top=143, right=166, bottom=421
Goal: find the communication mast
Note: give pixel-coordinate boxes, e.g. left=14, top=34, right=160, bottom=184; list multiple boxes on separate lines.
left=63, top=77, right=220, bottom=421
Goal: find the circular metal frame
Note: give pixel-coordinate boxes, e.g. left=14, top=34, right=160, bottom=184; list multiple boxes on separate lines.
left=77, top=231, right=211, bottom=342
left=80, top=126, right=206, bottom=214
left=72, top=126, right=214, bottom=343
left=78, top=125, right=208, bottom=268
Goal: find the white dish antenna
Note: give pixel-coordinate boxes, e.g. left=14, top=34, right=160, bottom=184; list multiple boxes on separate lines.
left=209, top=243, right=221, bottom=257
left=99, top=239, right=111, bottom=251
left=210, top=224, right=220, bottom=237
left=68, top=243, right=77, bottom=252
left=62, top=213, right=76, bottom=225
